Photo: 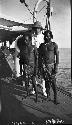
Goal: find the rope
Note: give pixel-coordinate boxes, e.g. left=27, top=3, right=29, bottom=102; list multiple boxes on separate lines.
left=38, top=5, right=46, bottom=13
left=23, top=2, right=36, bottom=20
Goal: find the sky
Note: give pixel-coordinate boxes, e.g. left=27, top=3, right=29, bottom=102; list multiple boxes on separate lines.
left=0, top=0, right=71, bottom=48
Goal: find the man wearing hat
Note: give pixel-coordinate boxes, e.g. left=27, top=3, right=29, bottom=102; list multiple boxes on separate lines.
left=31, top=21, right=46, bottom=94
left=32, top=21, right=44, bottom=74
left=38, top=30, right=59, bottom=104
left=32, top=21, right=44, bottom=49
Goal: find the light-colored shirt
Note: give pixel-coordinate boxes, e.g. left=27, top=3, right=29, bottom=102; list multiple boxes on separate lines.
left=32, top=33, right=44, bottom=48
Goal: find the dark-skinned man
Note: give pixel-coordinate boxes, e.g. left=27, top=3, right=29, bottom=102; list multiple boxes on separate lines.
left=38, top=30, right=59, bottom=104
left=18, top=34, right=38, bottom=102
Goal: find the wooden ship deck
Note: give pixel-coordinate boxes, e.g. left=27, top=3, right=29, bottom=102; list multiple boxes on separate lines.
left=0, top=48, right=72, bottom=125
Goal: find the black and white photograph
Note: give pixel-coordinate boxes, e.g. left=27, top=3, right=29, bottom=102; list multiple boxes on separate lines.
left=0, top=0, right=71, bottom=124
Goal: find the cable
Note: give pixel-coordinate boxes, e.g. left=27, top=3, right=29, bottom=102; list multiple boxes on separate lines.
left=23, top=2, right=36, bottom=20
left=38, top=5, right=46, bottom=13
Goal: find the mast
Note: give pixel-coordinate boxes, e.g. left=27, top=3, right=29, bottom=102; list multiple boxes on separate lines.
left=20, top=0, right=52, bottom=31
left=33, top=0, right=43, bottom=23
left=46, top=0, right=51, bottom=30
left=33, top=0, right=52, bottom=31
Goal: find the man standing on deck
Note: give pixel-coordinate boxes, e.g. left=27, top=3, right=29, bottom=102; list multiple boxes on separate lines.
left=38, top=30, right=59, bottom=104
left=32, top=21, right=44, bottom=73
left=31, top=21, right=46, bottom=94
left=19, top=34, right=38, bottom=102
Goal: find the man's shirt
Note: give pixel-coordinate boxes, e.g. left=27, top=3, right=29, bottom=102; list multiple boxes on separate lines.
left=32, top=33, right=44, bottom=48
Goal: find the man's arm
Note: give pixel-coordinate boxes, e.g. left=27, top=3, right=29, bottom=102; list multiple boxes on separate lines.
left=54, top=43, right=59, bottom=73
left=38, top=44, right=43, bottom=73
left=56, top=50, right=59, bottom=65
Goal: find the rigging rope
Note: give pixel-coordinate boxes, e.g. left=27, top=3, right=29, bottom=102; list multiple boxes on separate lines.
left=20, top=0, right=36, bottom=20
left=38, top=5, right=46, bottom=13
left=20, top=0, right=47, bottom=22
left=24, top=2, right=37, bottom=20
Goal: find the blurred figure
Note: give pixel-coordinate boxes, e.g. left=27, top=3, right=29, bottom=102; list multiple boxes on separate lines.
left=38, top=30, right=59, bottom=104
left=10, top=35, right=23, bottom=77
left=17, top=36, right=26, bottom=76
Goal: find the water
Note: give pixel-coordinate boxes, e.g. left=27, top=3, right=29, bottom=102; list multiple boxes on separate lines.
left=56, top=48, right=71, bottom=93
left=59, top=48, right=71, bottom=68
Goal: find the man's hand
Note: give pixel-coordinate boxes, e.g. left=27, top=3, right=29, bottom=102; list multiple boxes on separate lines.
left=54, top=63, right=58, bottom=74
